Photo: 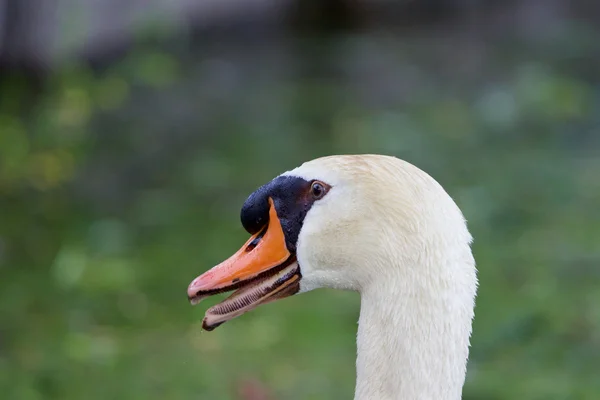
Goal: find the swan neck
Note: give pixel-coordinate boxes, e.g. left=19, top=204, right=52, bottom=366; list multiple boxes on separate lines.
left=354, top=267, right=474, bottom=400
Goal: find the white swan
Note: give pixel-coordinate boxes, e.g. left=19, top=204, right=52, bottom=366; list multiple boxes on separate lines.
left=188, top=154, right=478, bottom=400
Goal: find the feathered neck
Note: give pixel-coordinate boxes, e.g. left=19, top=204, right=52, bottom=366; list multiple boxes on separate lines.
left=354, top=248, right=476, bottom=400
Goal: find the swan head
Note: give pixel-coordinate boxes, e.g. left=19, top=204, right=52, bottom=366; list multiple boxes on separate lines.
left=187, top=154, right=475, bottom=330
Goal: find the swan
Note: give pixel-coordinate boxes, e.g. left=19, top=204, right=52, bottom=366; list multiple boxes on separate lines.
left=187, top=154, right=477, bottom=400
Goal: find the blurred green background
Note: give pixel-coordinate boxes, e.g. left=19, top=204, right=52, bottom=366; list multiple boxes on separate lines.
left=1, top=1, right=599, bottom=399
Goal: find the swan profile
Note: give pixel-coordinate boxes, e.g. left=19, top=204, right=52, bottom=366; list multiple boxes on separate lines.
left=187, top=154, right=478, bottom=400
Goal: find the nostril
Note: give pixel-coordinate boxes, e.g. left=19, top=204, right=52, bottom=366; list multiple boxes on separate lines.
left=246, top=238, right=260, bottom=252
left=245, top=228, right=267, bottom=252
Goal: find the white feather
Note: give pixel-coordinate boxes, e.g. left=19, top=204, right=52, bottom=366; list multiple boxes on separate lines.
left=282, top=155, right=478, bottom=400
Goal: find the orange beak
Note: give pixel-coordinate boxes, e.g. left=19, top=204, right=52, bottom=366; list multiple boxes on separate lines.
left=187, top=198, right=292, bottom=300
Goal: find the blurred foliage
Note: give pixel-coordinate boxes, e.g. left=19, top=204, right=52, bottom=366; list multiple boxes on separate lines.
left=1, top=17, right=600, bottom=400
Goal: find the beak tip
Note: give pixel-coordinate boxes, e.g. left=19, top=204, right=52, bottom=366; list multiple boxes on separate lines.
left=202, top=318, right=222, bottom=331
left=187, top=275, right=207, bottom=298
left=187, top=285, right=201, bottom=301
left=187, top=286, right=197, bottom=299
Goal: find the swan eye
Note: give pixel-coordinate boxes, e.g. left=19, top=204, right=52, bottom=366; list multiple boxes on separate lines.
left=310, top=181, right=327, bottom=200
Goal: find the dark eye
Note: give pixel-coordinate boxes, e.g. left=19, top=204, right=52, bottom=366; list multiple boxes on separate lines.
left=310, top=181, right=326, bottom=199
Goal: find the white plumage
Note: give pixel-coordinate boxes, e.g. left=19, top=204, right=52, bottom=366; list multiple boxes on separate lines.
left=285, top=155, right=478, bottom=400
